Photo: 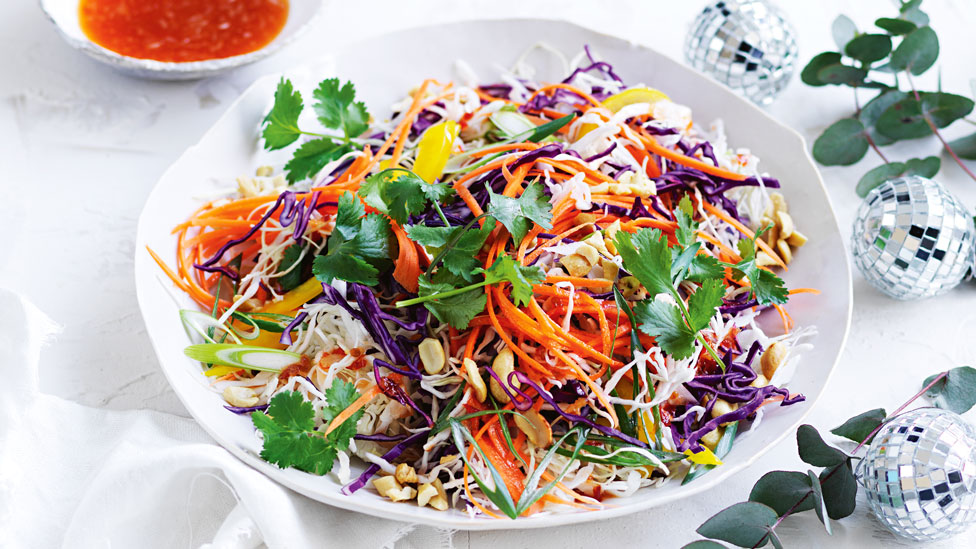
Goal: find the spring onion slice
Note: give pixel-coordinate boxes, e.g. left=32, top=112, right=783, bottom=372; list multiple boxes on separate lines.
left=184, top=344, right=300, bottom=373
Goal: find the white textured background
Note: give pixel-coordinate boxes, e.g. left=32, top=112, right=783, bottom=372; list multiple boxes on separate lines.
left=2, top=0, right=976, bottom=547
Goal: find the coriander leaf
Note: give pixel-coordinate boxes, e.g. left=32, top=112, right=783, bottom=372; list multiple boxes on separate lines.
left=675, top=195, right=698, bottom=248
left=732, top=238, right=788, bottom=306
left=277, top=244, right=306, bottom=292
left=417, top=272, right=487, bottom=329
left=476, top=255, right=545, bottom=307
left=614, top=228, right=673, bottom=297
left=263, top=78, right=304, bottom=150
left=407, top=218, right=495, bottom=281
left=313, top=193, right=392, bottom=286
left=312, top=78, right=369, bottom=140
left=487, top=182, right=553, bottom=243
left=686, top=254, right=725, bottom=284
left=687, top=278, right=725, bottom=332
left=831, top=408, right=887, bottom=444
left=284, top=138, right=347, bottom=184
left=359, top=170, right=455, bottom=225
left=252, top=391, right=341, bottom=475
left=634, top=298, right=696, bottom=360
left=322, top=379, right=364, bottom=452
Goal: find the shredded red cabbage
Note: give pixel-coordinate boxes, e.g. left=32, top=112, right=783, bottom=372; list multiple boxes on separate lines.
left=342, top=429, right=430, bottom=494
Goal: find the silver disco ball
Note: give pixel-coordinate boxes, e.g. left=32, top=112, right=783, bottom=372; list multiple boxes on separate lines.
left=851, top=175, right=975, bottom=300
left=684, top=0, right=798, bottom=105
left=860, top=408, right=976, bottom=542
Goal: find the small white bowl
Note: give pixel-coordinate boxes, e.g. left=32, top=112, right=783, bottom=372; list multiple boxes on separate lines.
left=39, top=0, right=323, bottom=80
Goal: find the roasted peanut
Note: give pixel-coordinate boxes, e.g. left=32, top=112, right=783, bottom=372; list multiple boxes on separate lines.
left=769, top=192, right=788, bottom=214
left=489, top=348, right=518, bottom=403
left=255, top=165, right=274, bottom=177
left=776, top=211, right=794, bottom=240
left=373, top=475, right=417, bottom=502
left=559, top=254, right=591, bottom=277
left=751, top=374, right=769, bottom=388
left=575, top=243, right=600, bottom=265
left=417, top=478, right=449, bottom=511
left=395, top=463, right=418, bottom=484
left=618, top=275, right=646, bottom=299
left=600, top=257, right=619, bottom=281
left=604, top=220, right=622, bottom=254
left=514, top=408, right=552, bottom=447
left=761, top=342, right=788, bottom=380
left=787, top=230, right=808, bottom=248
left=776, top=239, right=793, bottom=265
left=419, top=338, right=446, bottom=375
left=463, top=358, right=487, bottom=402
left=755, top=251, right=778, bottom=267
left=701, top=427, right=722, bottom=450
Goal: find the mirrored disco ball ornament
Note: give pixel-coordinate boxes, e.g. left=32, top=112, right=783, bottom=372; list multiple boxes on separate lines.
left=851, top=175, right=975, bottom=300
left=684, top=0, right=798, bottom=105
left=860, top=408, right=976, bottom=541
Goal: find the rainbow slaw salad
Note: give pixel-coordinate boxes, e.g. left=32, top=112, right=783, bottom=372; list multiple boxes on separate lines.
left=152, top=46, right=818, bottom=519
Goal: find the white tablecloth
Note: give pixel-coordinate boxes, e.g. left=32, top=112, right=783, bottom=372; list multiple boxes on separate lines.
left=3, top=0, right=976, bottom=547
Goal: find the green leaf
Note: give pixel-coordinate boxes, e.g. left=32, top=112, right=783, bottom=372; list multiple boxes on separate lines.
left=417, top=272, right=488, bottom=329
left=816, top=64, right=868, bottom=87
left=313, top=193, right=392, bottom=286
left=890, top=26, right=939, bottom=75
left=407, top=218, right=495, bottom=282
left=877, top=93, right=974, bottom=140
left=696, top=501, right=778, bottom=548
left=845, top=34, right=892, bottom=64
left=476, top=255, right=545, bottom=307
left=749, top=471, right=815, bottom=516
left=831, top=15, right=858, bottom=51
left=807, top=469, right=832, bottom=534
left=614, top=228, right=673, bottom=297
left=801, top=52, right=842, bottom=87
left=686, top=254, right=725, bottom=284
left=184, top=344, right=299, bottom=372
left=515, top=426, right=589, bottom=515
left=263, top=78, right=304, bottom=150
left=875, top=17, right=916, bottom=35
left=682, top=541, right=729, bottom=549
left=312, top=78, right=369, bottom=139
left=856, top=156, right=940, bottom=197
left=526, top=114, right=576, bottom=142
left=682, top=422, right=738, bottom=484
left=687, top=278, right=725, bottom=332
left=831, top=407, right=887, bottom=444
left=797, top=425, right=848, bottom=467
left=358, top=169, right=455, bottom=225
left=900, top=2, right=930, bottom=27
left=923, top=366, right=976, bottom=414
left=812, top=118, right=869, bottom=166
left=859, top=90, right=909, bottom=146
left=675, top=195, right=699, bottom=247
left=251, top=388, right=360, bottom=476
left=732, top=238, right=788, bottom=306
left=284, top=138, right=347, bottom=184
left=949, top=132, right=976, bottom=160
left=487, top=182, right=553, bottom=243
left=819, top=460, right=857, bottom=520
left=449, top=420, right=518, bottom=518
left=634, top=298, right=696, bottom=360
left=277, top=244, right=306, bottom=292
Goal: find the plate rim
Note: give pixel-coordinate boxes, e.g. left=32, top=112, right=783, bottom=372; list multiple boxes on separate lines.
left=134, top=16, right=853, bottom=530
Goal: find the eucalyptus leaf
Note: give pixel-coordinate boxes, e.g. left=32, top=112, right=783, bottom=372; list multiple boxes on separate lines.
left=923, top=366, right=976, bottom=414
left=856, top=156, right=940, bottom=197
left=845, top=34, right=892, bottom=64
left=831, top=14, right=858, bottom=51
left=876, top=97, right=932, bottom=139
left=682, top=541, right=729, bottom=549
left=697, top=502, right=778, bottom=548
left=875, top=17, right=916, bottom=35
left=801, top=52, right=842, bottom=87
left=797, top=424, right=848, bottom=467
left=831, top=407, right=888, bottom=443
left=921, top=92, right=976, bottom=126
left=812, top=119, right=869, bottom=166
left=807, top=469, right=832, bottom=534
left=816, top=64, right=868, bottom=87
left=948, top=132, right=976, bottom=160
left=901, top=5, right=930, bottom=26
left=890, top=26, right=939, bottom=75
left=819, top=460, right=857, bottom=520
left=859, top=90, right=908, bottom=146
left=748, top=470, right=815, bottom=516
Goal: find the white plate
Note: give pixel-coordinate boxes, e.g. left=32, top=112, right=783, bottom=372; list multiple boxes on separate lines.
left=39, top=0, right=322, bottom=80
left=134, top=18, right=852, bottom=530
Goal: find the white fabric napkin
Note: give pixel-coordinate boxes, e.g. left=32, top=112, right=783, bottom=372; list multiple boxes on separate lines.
left=0, top=288, right=455, bottom=548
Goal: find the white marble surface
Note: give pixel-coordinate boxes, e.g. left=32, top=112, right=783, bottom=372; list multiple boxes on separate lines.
left=3, top=0, right=976, bottom=547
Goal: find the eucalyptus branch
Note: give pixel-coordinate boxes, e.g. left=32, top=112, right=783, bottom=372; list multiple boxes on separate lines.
left=904, top=72, right=976, bottom=183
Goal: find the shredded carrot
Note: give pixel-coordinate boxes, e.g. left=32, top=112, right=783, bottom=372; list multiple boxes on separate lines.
left=324, top=384, right=382, bottom=436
